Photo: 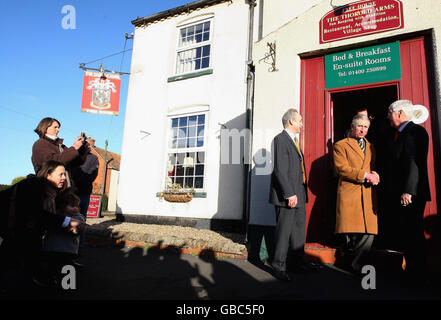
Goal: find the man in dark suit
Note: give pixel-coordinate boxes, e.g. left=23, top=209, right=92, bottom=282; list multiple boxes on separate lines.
left=385, top=99, right=431, bottom=279
left=269, top=108, right=308, bottom=281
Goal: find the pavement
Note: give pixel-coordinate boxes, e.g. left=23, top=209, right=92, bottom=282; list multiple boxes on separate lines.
left=1, top=216, right=441, bottom=305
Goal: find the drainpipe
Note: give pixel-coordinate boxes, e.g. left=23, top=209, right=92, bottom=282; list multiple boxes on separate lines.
left=244, top=0, right=256, bottom=244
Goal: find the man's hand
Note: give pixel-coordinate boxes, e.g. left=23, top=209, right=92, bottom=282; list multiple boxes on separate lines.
left=365, top=171, right=380, bottom=185
left=287, top=195, right=298, bottom=208
left=401, top=193, right=412, bottom=206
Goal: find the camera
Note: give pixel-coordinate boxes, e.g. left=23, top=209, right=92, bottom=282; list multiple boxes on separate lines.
left=81, top=132, right=87, bottom=141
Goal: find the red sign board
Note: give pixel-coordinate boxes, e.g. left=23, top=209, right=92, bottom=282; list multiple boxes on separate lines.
left=86, top=195, right=102, bottom=218
left=319, top=0, right=404, bottom=44
left=81, top=71, right=121, bottom=115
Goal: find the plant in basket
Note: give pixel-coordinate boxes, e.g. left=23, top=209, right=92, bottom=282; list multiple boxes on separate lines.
left=160, top=183, right=195, bottom=203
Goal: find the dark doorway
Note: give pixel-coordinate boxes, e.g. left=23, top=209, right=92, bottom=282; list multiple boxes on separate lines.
left=331, top=85, right=398, bottom=143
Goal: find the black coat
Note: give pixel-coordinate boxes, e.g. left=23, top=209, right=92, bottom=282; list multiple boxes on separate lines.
left=0, top=177, right=66, bottom=245
left=384, top=121, right=431, bottom=202
left=269, top=130, right=308, bottom=208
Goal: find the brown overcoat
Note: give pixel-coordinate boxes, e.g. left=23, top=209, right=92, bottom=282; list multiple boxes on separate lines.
left=31, top=136, right=79, bottom=173
left=333, top=137, right=378, bottom=235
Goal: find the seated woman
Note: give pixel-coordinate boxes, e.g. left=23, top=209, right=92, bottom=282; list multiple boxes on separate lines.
left=0, top=160, right=86, bottom=288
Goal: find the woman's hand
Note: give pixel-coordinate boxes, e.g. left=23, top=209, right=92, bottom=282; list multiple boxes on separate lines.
left=67, top=218, right=88, bottom=234
left=73, top=136, right=84, bottom=150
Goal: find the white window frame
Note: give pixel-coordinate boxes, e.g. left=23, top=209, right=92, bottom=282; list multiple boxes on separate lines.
left=165, top=111, right=208, bottom=191
left=175, top=17, right=213, bottom=75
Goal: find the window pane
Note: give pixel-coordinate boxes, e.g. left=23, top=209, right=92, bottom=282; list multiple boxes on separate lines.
left=202, top=45, right=210, bottom=57
left=172, top=118, right=179, bottom=128
left=185, top=166, right=194, bottom=176
left=179, top=29, right=186, bottom=46
left=187, top=138, right=196, bottom=148
left=196, top=47, right=202, bottom=59
left=197, top=152, right=205, bottom=163
left=195, top=164, right=204, bottom=175
left=169, top=154, right=177, bottom=165
left=203, top=21, right=210, bottom=32
left=184, top=177, right=194, bottom=188
left=177, top=153, right=185, bottom=165
left=196, top=23, right=203, bottom=34
left=175, top=177, right=184, bottom=188
left=171, top=128, right=178, bottom=139
left=197, top=138, right=204, bottom=147
left=178, top=139, right=186, bottom=148
left=198, top=115, right=205, bottom=125
left=195, top=60, right=201, bottom=70
left=195, top=177, right=204, bottom=189
left=195, top=33, right=202, bottom=43
left=179, top=117, right=187, bottom=127
left=176, top=165, right=184, bottom=176
left=203, top=31, right=209, bottom=42
left=202, top=57, right=209, bottom=68
left=171, top=139, right=177, bottom=148
left=178, top=127, right=187, bottom=138
left=188, top=126, right=196, bottom=137
left=197, top=125, right=204, bottom=136
left=189, top=116, right=197, bottom=126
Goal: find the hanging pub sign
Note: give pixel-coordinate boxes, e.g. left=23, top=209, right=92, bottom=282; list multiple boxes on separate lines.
left=81, top=71, right=121, bottom=115
left=325, top=41, right=401, bottom=89
left=319, top=0, right=404, bottom=44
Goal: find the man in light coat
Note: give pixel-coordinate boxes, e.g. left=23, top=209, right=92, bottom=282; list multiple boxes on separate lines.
left=333, top=114, right=379, bottom=273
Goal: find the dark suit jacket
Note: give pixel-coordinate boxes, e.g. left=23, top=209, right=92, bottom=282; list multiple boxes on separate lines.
left=269, top=130, right=308, bottom=208
left=385, top=121, right=431, bottom=202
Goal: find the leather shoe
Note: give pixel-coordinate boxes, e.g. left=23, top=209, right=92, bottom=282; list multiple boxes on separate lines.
left=273, top=270, right=291, bottom=282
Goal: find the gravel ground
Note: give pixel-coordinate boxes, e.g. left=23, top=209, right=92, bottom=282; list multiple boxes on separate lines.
left=85, top=216, right=247, bottom=256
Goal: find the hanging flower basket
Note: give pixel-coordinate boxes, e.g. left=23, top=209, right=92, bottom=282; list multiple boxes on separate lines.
left=163, top=192, right=193, bottom=203
left=160, top=183, right=195, bottom=203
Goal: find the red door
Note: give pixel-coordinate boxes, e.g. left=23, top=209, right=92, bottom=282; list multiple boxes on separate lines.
left=301, top=37, right=439, bottom=251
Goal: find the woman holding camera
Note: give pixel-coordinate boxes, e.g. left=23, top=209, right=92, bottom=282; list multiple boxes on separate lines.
left=31, top=117, right=87, bottom=187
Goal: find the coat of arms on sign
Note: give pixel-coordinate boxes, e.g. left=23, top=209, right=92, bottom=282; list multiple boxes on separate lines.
left=86, top=77, right=117, bottom=109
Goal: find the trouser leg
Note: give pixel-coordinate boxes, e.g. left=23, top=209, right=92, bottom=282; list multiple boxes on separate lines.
left=401, top=200, right=427, bottom=275
left=289, top=205, right=306, bottom=262
left=343, top=233, right=374, bottom=271
left=272, top=206, right=305, bottom=271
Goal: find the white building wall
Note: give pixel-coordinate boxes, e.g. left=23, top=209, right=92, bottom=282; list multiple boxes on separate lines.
left=108, top=169, right=119, bottom=212
left=250, top=0, right=441, bottom=225
left=118, top=0, right=251, bottom=220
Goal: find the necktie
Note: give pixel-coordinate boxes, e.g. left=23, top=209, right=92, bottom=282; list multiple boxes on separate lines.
left=393, top=130, right=399, bottom=142
left=294, top=137, right=306, bottom=184
left=358, top=138, right=365, bottom=154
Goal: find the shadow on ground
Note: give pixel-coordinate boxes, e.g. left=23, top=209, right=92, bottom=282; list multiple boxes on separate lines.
left=2, top=242, right=441, bottom=301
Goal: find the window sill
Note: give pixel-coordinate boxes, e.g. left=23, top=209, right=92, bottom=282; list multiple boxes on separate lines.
left=167, top=69, right=213, bottom=83
left=156, top=192, right=207, bottom=198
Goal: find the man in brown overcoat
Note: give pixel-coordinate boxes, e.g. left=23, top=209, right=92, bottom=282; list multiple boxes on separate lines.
left=333, top=114, right=379, bottom=273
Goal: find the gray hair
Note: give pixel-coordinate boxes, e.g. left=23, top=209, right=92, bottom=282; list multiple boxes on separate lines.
left=351, top=114, right=370, bottom=128
left=389, top=100, right=414, bottom=119
left=282, top=108, right=299, bottom=128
